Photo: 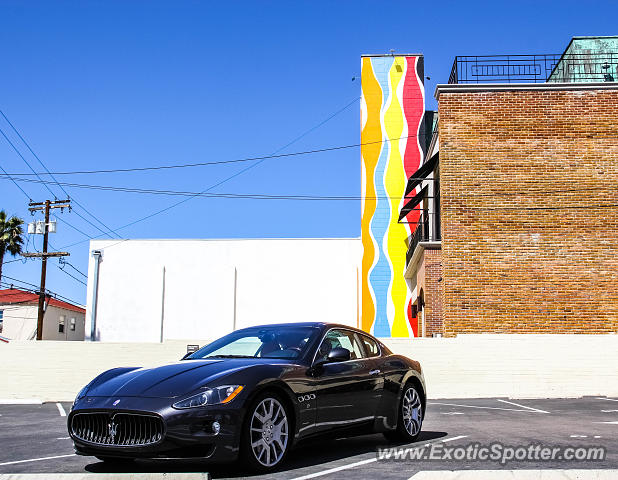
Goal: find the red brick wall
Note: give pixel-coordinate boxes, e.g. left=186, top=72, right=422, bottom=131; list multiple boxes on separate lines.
left=415, top=248, right=443, bottom=336
left=438, top=87, right=618, bottom=335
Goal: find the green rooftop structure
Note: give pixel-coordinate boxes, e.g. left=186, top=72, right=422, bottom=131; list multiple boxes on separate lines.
left=548, top=35, right=618, bottom=83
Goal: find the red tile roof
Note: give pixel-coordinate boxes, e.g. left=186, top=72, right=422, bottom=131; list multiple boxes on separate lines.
left=0, top=288, right=85, bottom=314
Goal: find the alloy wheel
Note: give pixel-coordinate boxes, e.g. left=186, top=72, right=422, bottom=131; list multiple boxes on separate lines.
left=402, top=386, right=422, bottom=436
left=249, top=397, right=289, bottom=467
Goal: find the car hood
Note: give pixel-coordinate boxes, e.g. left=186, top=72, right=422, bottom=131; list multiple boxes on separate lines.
left=86, top=358, right=278, bottom=399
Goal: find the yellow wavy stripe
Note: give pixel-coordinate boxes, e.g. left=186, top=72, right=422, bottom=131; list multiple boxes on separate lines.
left=384, top=57, right=409, bottom=337
left=360, top=58, right=382, bottom=333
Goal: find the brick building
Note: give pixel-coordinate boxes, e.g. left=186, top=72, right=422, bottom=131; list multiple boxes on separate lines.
left=402, top=36, right=618, bottom=336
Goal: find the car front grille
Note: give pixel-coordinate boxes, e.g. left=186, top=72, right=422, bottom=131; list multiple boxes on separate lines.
left=70, top=412, right=164, bottom=446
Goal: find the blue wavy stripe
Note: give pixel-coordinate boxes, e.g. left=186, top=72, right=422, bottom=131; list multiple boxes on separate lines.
left=368, top=56, right=393, bottom=337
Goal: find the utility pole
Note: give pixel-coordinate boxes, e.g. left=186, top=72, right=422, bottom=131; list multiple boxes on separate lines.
left=23, top=199, right=71, bottom=340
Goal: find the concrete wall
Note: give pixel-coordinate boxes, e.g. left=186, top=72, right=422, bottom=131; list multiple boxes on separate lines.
left=0, top=305, right=84, bottom=341
left=1, top=334, right=616, bottom=402
left=86, top=239, right=361, bottom=342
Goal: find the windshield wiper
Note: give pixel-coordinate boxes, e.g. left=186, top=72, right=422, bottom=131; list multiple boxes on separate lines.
left=204, top=355, right=254, bottom=359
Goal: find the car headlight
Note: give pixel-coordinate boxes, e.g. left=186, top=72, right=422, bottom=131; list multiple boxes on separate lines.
left=74, top=384, right=90, bottom=403
left=172, top=385, right=244, bottom=409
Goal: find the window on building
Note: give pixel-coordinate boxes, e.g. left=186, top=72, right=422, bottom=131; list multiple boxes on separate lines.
left=0, top=309, right=3, bottom=332
left=58, top=316, right=65, bottom=334
left=359, top=334, right=380, bottom=357
left=70, top=318, right=76, bottom=331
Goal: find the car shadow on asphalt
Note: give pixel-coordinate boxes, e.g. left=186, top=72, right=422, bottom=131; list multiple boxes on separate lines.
left=83, top=430, right=448, bottom=478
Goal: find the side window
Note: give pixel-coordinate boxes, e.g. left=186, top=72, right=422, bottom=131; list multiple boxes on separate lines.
left=359, top=334, right=380, bottom=358
left=58, top=315, right=65, bottom=334
left=70, top=318, right=76, bottom=331
left=316, top=329, right=364, bottom=362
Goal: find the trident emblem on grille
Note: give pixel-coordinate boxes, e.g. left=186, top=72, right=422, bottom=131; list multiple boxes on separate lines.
left=108, top=420, right=117, bottom=442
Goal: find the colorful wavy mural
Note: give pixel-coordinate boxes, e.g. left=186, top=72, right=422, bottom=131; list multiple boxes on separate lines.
left=360, top=55, right=425, bottom=337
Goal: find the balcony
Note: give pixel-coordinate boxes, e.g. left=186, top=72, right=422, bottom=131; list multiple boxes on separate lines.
left=448, top=53, right=618, bottom=84
left=405, top=211, right=440, bottom=268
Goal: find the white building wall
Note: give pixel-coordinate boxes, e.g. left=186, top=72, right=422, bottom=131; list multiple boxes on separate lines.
left=0, top=304, right=85, bottom=341
left=86, top=238, right=361, bottom=343
left=41, top=306, right=86, bottom=341
left=1, top=305, right=38, bottom=340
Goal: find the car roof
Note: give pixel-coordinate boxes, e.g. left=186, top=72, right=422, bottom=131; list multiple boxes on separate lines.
left=236, top=322, right=371, bottom=335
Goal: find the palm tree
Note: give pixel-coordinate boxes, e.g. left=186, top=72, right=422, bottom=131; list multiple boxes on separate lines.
left=0, top=210, right=24, bottom=285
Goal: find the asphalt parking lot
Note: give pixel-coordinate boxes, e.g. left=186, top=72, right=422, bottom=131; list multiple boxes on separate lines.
left=0, top=397, right=616, bottom=479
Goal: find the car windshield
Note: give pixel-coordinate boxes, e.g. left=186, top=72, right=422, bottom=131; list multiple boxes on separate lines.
left=187, top=326, right=320, bottom=360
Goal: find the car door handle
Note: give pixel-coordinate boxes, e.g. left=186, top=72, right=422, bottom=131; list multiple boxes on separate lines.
left=369, top=369, right=381, bottom=375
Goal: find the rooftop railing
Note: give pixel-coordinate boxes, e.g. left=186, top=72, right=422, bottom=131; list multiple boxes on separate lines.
left=448, top=53, right=618, bottom=84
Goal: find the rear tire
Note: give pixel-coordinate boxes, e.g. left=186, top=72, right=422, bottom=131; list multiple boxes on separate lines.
left=383, top=382, right=423, bottom=442
left=240, top=392, right=292, bottom=472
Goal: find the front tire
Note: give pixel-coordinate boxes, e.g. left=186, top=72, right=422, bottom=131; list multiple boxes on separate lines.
left=384, top=383, right=423, bottom=442
left=240, top=392, right=291, bottom=472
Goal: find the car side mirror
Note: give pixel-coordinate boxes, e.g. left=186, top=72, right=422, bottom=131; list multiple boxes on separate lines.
left=327, top=347, right=350, bottom=363
left=180, top=352, right=193, bottom=360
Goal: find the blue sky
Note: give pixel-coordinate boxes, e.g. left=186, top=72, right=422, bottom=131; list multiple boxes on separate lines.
left=1, top=0, right=616, bottom=305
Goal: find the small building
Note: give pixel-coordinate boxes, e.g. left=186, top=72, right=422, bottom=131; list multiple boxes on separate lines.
left=0, top=288, right=86, bottom=341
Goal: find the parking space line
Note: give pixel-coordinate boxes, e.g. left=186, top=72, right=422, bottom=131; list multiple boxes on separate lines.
left=290, top=457, right=377, bottom=480
left=56, top=402, right=67, bottom=417
left=596, top=397, right=618, bottom=402
left=0, top=453, right=75, bottom=466
left=289, top=435, right=468, bottom=480
left=496, top=399, right=549, bottom=414
left=429, top=402, right=539, bottom=412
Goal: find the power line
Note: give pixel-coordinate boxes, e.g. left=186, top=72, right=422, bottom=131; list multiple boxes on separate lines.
left=61, top=259, right=87, bottom=278
left=1, top=175, right=615, bottom=200
left=0, top=161, right=30, bottom=199
left=0, top=133, right=412, bottom=176
left=55, top=216, right=93, bottom=238
left=0, top=109, right=121, bottom=239
left=0, top=163, right=87, bottom=305
left=1, top=276, right=82, bottom=306
left=3, top=131, right=618, bottom=178
left=59, top=96, right=362, bottom=250
left=0, top=125, right=57, bottom=197
left=0, top=163, right=90, bottom=263
left=54, top=262, right=87, bottom=286
left=0, top=176, right=425, bottom=199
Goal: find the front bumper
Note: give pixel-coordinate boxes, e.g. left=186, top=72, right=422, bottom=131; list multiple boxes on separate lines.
left=69, top=396, right=245, bottom=462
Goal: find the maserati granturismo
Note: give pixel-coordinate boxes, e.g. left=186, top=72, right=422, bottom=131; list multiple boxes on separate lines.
left=68, top=322, right=425, bottom=472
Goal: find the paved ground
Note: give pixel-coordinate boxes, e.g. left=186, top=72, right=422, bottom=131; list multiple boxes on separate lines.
left=0, top=397, right=616, bottom=479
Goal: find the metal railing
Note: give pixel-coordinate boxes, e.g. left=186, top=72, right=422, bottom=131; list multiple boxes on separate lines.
left=406, top=211, right=431, bottom=266
left=448, top=53, right=618, bottom=84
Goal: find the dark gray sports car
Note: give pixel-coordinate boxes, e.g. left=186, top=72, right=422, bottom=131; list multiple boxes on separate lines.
left=68, top=322, right=426, bottom=472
